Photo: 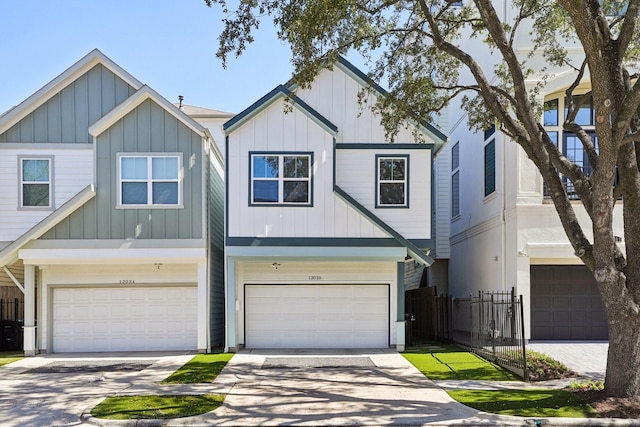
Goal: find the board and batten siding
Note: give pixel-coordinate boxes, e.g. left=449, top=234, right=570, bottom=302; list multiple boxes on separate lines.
left=336, top=147, right=431, bottom=240
left=0, top=64, right=135, bottom=144
left=294, top=67, right=426, bottom=145
left=42, top=99, right=204, bottom=240
left=227, top=98, right=388, bottom=239
left=0, top=146, right=93, bottom=242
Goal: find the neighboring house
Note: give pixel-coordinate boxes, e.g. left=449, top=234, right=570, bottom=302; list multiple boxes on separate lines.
left=0, top=49, right=225, bottom=354
left=436, top=2, right=621, bottom=340
left=174, top=103, right=234, bottom=157
left=223, top=57, right=446, bottom=351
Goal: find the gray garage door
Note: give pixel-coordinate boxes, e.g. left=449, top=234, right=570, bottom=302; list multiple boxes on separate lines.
left=531, top=265, right=608, bottom=340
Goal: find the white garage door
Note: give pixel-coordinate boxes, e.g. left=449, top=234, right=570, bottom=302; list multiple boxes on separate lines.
left=53, top=286, right=197, bottom=352
left=245, top=284, right=389, bottom=348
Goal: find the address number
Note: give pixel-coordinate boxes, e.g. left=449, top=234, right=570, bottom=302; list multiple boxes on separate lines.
left=119, top=279, right=135, bottom=284
left=308, top=275, right=322, bottom=280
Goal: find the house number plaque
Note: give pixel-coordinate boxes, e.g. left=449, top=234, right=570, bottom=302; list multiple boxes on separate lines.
left=308, top=275, right=322, bottom=280
left=119, top=279, right=136, bottom=284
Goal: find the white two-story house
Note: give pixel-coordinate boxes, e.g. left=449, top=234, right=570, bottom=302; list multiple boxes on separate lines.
left=0, top=49, right=225, bottom=354
left=436, top=2, right=622, bottom=341
left=223, top=57, right=446, bottom=351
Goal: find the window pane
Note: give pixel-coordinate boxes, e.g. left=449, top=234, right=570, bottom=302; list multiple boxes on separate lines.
left=253, top=181, right=278, bottom=202
left=152, top=182, right=178, bottom=204
left=22, top=159, right=49, bottom=182
left=283, top=156, right=309, bottom=178
left=544, top=99, right=558, bottom=126
left=122, top=182, right=148, bottom=204
left=452, top=143, right=459, bottom=171
left=484, top=124, right=496, bottom=140
left=23, top=184, right=49, bottom=206
left=565, top=95, right=593, bottom=126
left=121, top=157, right=147, bottom=179
left=547, top=131, right=558, bottom=146
left=380, top=183, right=405, bottom=205
left=253, top=156, right=279, bottom=178
left=379, top=159, right=393, bottom=180
left=152, top=157, right=178, bottom=179
left=452, top=171, right=460, bottom=217
left=392, top=159, right=405, bottom=180
left=484, top=140, right=496, bottom=196
left=283, top=181, right=309, bottom=203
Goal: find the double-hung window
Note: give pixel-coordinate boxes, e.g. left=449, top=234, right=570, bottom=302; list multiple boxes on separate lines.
left=251, top=153, right=312, bottom=205
left=20, top=157, right=52, bottom=209
left=377, top=155, right=408, bottom=207
left=118, top=154, right=181, bottom=207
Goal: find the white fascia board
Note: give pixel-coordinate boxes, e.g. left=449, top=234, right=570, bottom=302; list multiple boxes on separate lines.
left=225, top=245, right=408, bottom=261
left=19, top=247, right=206, bottom=265
left=0, top=185, right=96, bottom=267
left=0, top=49, right=142, bottom=135
left=89, top=85, right=206, bottom=137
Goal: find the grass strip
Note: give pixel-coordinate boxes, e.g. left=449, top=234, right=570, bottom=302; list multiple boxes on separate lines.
left=162, top=353, right=233, bottom=384
left=91, top=394, right=224, bottom=420
left=448, top=389, right=599, bottom=418
left=403, top=345, right=518, bottom=381
left=0, top=351, right=23, bottom=367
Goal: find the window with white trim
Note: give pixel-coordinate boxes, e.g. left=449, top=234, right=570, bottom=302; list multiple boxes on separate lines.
left=251, top=153, right=311, bottom=205
left=118, top=154, right=181, bottom=206
left=377, top=155, right=408, bottom=207
left=20, top=157, right=52, bottom=208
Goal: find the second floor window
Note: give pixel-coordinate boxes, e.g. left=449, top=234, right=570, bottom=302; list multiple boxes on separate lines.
left=20, top=157, right=52, bottom=208
left=377, top=155, right=408, bottom=207
left=251, top=153, right=311, bottom=205
left=119, top=154, right=181, bottom=207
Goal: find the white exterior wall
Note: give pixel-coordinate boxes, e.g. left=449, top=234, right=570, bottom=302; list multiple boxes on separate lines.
left=295, top=67, right=428, bottom=145
left=232, top=260, right=399, bottom=347
left=227, top=98, right=387, bottom=239
left=0, top=145, right=93, bottom=243
left=336, top=148, right=431, bottom=239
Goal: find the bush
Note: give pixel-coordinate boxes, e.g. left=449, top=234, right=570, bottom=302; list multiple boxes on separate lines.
left=526, top=350, right=576, bottom=381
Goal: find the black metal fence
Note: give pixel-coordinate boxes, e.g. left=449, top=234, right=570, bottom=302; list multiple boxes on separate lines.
left=448, top=288, right=528, bottom=379
left=0, top=299, right=23, bottom=352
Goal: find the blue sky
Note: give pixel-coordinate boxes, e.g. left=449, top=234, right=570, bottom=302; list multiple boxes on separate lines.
left=0, top=0, right=369, bottom=116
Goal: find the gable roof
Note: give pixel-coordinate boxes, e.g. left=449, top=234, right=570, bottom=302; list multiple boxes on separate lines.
left=89, top=85, right=207, bottom=137
left=223, top=85, right=338, bottom=136
left=0, top=49, right=143, bottom=136
left=332, top=56, right=447, bottom=153
left=0, top=185, right=96, bottom=267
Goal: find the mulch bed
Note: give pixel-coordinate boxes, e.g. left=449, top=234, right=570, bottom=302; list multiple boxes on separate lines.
left=575, top=390, right=640, bottom=419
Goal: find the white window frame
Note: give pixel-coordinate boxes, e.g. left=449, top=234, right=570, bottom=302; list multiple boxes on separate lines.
left=19, top=156, right=54, bottom=210
left=117, top=153, right=183, bottom=208
left=376, top=155, right=409, bottom=208
left=250, top=153, right=312, bottom=206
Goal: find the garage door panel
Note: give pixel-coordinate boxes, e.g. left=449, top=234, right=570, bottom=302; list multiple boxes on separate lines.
left=53, top=286, right=197, bottom=352
left=245, top=284, right=389, bottom=349
left=531, top=266, right=608, bottom=340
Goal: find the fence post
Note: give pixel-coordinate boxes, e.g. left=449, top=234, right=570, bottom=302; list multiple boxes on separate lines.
left=520, top=294, right=529, bottom=380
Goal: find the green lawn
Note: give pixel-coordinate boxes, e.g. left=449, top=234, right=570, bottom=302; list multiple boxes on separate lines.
left=448, top=389, right=599, bottom=418
left=0, top=351, right=23, bottom=367
left=403, top=345, right=518, bottom=381
left=91, top=394, right=224, bottom=420
left=162, top=353, right=233, bottom=384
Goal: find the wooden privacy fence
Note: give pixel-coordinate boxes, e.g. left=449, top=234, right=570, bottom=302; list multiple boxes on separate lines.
left=406, top=287, right=528, bottom=380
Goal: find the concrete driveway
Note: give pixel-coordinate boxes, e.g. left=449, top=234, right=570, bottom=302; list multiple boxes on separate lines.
left=527, top=341, right=608, bottom=379
left=179, top=349, right=525, bottom=426
left=0, top=352, right=195, bottom=427
left=2, top=349, right=529, bottom=427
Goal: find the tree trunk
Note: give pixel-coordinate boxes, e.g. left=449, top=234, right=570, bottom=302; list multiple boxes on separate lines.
left=603, top=276, right=640, bottom=397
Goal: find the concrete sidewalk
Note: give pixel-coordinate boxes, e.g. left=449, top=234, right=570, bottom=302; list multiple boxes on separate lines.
left=527, top=341, right=608, bottom=380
